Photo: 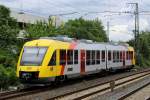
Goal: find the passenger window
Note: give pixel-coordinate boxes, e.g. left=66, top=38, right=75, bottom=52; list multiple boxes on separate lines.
left=74, top=50, right=78, bottom=64
left=117, top=51, right=119, bottom=62
left=113, top=51, right=117, bottom=62
left=86, top=50, right=91, bottom=65
left=113, top=51, right=115, bottom=62
left=67, top=50, right=73, bottom=64
left=129, top=51, right=130, bottom=60
left=96, top=50, right=100, bottom=64
left=128, top=51, right=129, bottom=60
left=102, top=50, right=105, bottom=62
left=126, top=51, right=129, bottom=60
left=92, top=50, right=95, bottom=64
left=108, top=51, right=111, bottom=61
left=60, top=50, right=66, bottom=65
left=48, top=51, right=56, bottom=66
left=120, top=51, right=123, bottom=62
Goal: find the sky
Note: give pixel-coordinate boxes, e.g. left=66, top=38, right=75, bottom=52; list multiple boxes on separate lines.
left=0, top=0, right=150, bottom=42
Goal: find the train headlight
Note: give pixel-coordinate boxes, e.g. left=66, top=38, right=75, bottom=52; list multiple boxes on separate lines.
left=19, top=71, right=39, bottom=80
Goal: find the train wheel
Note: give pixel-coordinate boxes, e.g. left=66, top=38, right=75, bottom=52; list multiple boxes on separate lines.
left=109, top=68, right=116, bottom=73
left=59, top=75, right=66, bottom=83
left=54, top=76, right=66, bottom=85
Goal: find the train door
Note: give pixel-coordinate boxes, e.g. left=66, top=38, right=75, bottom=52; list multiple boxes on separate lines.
left=80, top=50, right=85, bottom=74
left=48, top=50, right=57, bottom=76
left=123, top=51, right=125, bottom=67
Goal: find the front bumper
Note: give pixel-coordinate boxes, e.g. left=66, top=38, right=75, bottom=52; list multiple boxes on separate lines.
left=19, top=77, right=55, bottom=84
left=19, top=71, right=55, bottom=84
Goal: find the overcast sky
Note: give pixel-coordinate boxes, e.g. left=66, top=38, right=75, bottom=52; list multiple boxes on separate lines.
left=0, top=0, right=150, bottom=41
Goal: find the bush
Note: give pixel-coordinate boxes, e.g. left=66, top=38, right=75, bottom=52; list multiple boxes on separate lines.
left=0, top=48, right=19, bottom=89
left=0, top=64, right=8, bottom=89
left=0, top=5, right=20, bottom=89
left=0, top=64, right=18, bottom=89
left=128, top=31, right=150, bottom=67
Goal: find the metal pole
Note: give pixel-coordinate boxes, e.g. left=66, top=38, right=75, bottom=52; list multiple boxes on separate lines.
left=107, top=21, right=110, bottom=42
left=128, top=3, right=140, bottom=65
left=136, top=3, right=139, bottom=52
left=134, top=7, right=137, bottom=50
left=136, top=3, right=140, bottom=65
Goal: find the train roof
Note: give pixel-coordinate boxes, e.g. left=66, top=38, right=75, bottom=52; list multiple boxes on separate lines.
left=38, top=36, right=130, bottom=46
left=24, top=36, right=134, bottom=51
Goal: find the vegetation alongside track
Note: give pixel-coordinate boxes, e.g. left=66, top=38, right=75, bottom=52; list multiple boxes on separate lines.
left=0, top=5, right=150, bottom=89
left=128, top=31, right=150, bottom=67
left=0, top=5, right=20, bottom=90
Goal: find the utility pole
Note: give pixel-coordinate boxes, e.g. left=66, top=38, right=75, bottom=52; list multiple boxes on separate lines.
left=107, top=21, right=110, bottom=42
left=128, top=3, right=139, bottom=50
left=128, top=3, right=140, bottom=64
left=104, top=14, right=112, bottom=42
left=136, top=3, right=140, bottom=55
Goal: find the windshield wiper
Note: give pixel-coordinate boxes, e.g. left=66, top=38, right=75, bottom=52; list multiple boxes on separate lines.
left=36, top=42, right=40, bottom=56
left=37, top=48, right=40, bottom=56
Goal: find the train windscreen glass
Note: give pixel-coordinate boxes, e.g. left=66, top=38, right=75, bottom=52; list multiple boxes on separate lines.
left=20, top=47, right=47, bottom=66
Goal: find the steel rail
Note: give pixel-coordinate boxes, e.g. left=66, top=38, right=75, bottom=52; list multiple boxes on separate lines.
left=50, top=70, right=150, bottom=100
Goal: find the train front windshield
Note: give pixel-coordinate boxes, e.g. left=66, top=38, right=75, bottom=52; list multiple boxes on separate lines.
left=20, top=47, right=47, bottom=66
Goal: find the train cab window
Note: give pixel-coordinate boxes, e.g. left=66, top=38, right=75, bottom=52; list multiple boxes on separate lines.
left=74, top=50, right=78, bottom=64
left=60, top=50, right=66, bottom=65
left=96, top=50, right=100, bottom=64
left=86, top=50, right=91, bottom=65
left=20, top=47, right=48, bottom=66
left=67, top=50, right=73, bottom=65
left=131, top=51, right=133, bottom=60
left=120, top=51, right=123, bottom=62
left=128, top=51, right=133, bottom=60
left=130, top=51, right=133, bottom=60
left=92, top=50, right=95, bottom=65
left=108, top=51, right=111, bottom=61
left=48, top=51, right=56, bottom=66
left=102, top=50, right=105, bottom=62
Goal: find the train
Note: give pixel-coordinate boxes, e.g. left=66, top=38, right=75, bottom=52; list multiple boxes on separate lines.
left=16, top=36, right=135, bottom=84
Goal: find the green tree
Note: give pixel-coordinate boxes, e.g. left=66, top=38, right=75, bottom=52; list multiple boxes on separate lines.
left=0, top=5, right=19, bottom=48
left=25, top=17, right=59, bottom=38
left=0, top=5, right=19, bottom=89
left=129, top=31, right=150, bottom=67
left=63, top=17, right=107, bottom=42
left=26, top=17, right=107, bottom=42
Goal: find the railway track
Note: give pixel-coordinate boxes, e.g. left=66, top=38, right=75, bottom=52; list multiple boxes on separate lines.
left=0, top=68, right=150, bottom=100
left=50, top=69, right=150, bottom=100
left=0, top=90, right=18, bottom=97
left=0, top=86, right=54, bottom=100
left=118, top=81, right=150, bottom=100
